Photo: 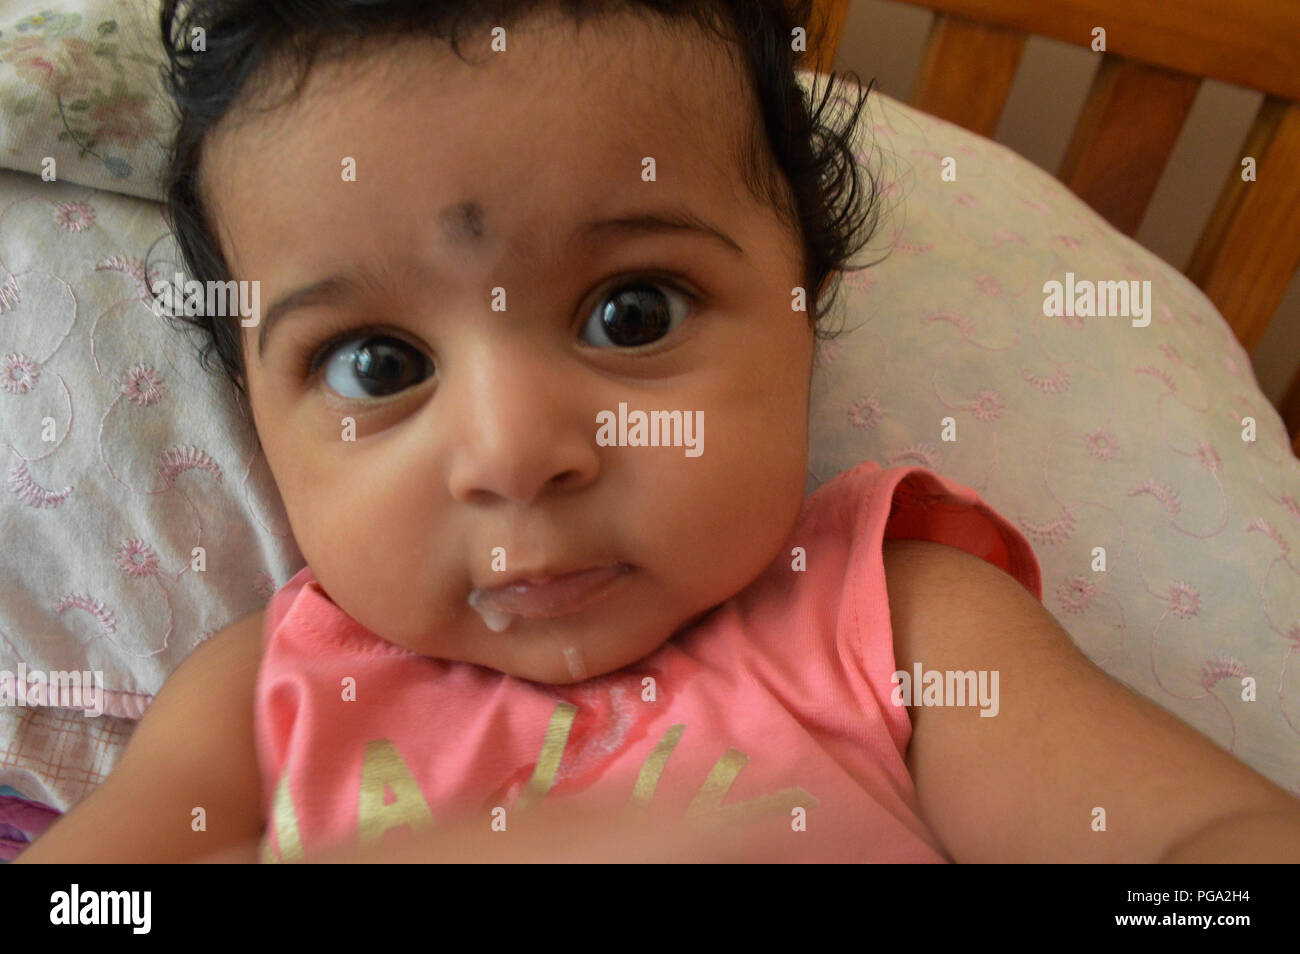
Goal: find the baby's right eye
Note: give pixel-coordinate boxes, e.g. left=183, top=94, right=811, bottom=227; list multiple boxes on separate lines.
left=316, top=334, right=433, bottom=400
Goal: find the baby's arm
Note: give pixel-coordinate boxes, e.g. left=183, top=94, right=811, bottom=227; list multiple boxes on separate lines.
left=883, top=538, right=1300, bottom=863
left=15, top=610, right=266, bottom=863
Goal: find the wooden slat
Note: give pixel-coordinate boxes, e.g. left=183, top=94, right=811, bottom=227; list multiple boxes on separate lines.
left=801, top=0, right=850, bottom=75
left=891, top=0, right=1300, bottom=101
left=1185, top=98, right=1300, bottom=355
left=1058, top=58, right=1200, bottom=235
left=911, top=15, right=1026, bottom=137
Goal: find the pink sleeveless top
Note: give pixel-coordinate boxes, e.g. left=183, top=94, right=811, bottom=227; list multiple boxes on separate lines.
left=254, top=460, right=1042, bottom=862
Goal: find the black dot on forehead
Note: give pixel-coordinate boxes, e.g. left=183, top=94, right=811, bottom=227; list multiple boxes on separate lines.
left=440, top=200, right=486, bottom=243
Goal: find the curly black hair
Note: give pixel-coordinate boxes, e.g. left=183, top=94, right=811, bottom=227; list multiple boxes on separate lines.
left=154, top=0, right=887, bottom=418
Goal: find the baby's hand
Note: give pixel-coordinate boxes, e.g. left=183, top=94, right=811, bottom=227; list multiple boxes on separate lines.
left=304, top=803, right=760, bottom=864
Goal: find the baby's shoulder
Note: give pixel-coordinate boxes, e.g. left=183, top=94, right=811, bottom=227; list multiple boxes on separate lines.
left=881, top=536, right=1048, bottom=668
left=179, top=608, right=266, bottom=693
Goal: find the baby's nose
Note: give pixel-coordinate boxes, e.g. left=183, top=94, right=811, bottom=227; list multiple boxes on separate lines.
left=444, top=344, right=599, bottom=504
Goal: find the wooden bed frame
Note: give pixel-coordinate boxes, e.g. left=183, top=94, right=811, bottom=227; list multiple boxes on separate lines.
left=800, top=0, right=1300, bottom=454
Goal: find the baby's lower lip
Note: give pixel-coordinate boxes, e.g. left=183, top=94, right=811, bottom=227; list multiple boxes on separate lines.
left=472, top=564, right=632, bottom=619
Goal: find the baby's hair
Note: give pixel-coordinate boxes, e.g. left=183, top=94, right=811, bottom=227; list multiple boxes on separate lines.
left=155, top=0, right=886, bottom=414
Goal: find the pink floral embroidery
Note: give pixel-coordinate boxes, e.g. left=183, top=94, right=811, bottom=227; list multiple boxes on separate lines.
left=2, top=353, right=39, bottom=394
left=969, top=390, right=1003, bottom=421
left=1166, top=581, right=1201, bottom=619
left=1020, top=367, right=1071, bottom=393
left=1135, top=366, right=1176, bottom=391
left=1281, top=495, right=1300, bottom=521
left=96, top=256, right=156, bottom=298
left=886, top=444, right=940, bottom=469
left=843, top=270, right=875, bottom=292
left=6, top=461, right=72, bottom=509
left=1200, top=657, right=1247, bottom=691
left=53, top=201, right=95, bottom=232
left=1017, top=507, right=1077, bottom=546
left=121, top=364, right=164, bottom=406
left=1245, top=518, right=1288, bottom=554
left=812, top=338, right=844, bottom=368
left=1194, top=442, right=1220, bottom=474
left=0, top=275, right=18, bottom=313
left=889, top=230, right=933, bottom=255
left=990, top=229, right=1026, bottom=247
left=55, top=593, right=117, bottom=639
left=1131, top=480, right=1182, bottom=516
left=973, top=273, right=1003, bottom=296
left=1084, top=429, right=1119, bottom=460
left=1282, top=624, right=1300, bottom=648
left=115, top=539, right=159, bottom=578
left=1051, top=235, right=1082, bottom=251
left=1056, top=576, right=1097, bottom=613
left=157, top=445, right=223, bottom=489
left=848, top=396, right=882, bottom=430
left=923, top=311, right=974, bottom=335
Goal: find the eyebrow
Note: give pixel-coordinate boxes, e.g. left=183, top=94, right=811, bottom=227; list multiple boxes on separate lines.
left=256, top=206, right=746, bottom=358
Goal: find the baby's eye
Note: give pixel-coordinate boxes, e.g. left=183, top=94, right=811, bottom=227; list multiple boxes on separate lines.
left=318, top=335, right=433, bottom=399
left=581, top=280, right=689, bottom=349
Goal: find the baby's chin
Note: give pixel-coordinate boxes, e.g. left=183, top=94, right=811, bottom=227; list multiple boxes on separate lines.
left=471, top=605, right=719, bottom=685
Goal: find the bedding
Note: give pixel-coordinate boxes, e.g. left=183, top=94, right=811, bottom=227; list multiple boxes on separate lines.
left=1, top=1, right=1297, bottom=846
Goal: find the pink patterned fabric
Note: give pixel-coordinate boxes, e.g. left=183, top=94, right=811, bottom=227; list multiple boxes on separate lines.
left=255, top=460, right=1042, bottom=862
left=0, top=790, right=60, bottom=861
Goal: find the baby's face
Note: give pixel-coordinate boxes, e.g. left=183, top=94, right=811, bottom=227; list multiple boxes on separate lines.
left=205, top=11, right=814, bottom=683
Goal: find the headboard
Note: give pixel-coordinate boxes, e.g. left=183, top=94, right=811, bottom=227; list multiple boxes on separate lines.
left=799, top=0, right=1300, bottom=454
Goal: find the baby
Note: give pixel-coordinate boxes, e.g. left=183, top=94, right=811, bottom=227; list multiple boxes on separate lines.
left=19, top=0, right=1300, bottom=863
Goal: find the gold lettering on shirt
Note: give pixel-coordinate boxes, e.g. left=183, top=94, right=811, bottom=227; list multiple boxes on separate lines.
left=265, top=704, right=819, bottom=855
left=686, top=748, right=818, bottom=826
left=357, top=738, right=435, bottom=846
left=626, top=723, right=686, bottom=817
left=513, top=701, right=578, bottom=813
left=265, top=770, right=304, bottom=863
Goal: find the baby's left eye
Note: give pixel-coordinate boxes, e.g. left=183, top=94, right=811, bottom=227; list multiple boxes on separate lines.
left=581, top=281, right=689, bottom=349
left=319, top=335, right=433, bottom=399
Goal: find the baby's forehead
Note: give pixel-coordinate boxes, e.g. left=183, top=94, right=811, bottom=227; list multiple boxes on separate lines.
left=207, top=18, right=764, bottom=277
left=439, top=201, right=488, bottom=245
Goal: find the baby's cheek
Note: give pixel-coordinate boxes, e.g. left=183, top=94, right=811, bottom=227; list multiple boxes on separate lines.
left=650, top=445, right=798, bottom=601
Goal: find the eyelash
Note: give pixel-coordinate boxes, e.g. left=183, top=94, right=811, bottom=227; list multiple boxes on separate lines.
left=293, top=272, right=700, bottom=381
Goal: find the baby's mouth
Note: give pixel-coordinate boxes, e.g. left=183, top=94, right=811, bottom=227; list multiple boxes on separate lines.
left=466, top=563, right=632, bottom=633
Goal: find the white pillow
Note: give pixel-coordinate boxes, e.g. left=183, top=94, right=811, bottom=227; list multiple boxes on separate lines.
left=808, top=81, right=1300, bottom=794
left=0, top=172, right=304, bottom=807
